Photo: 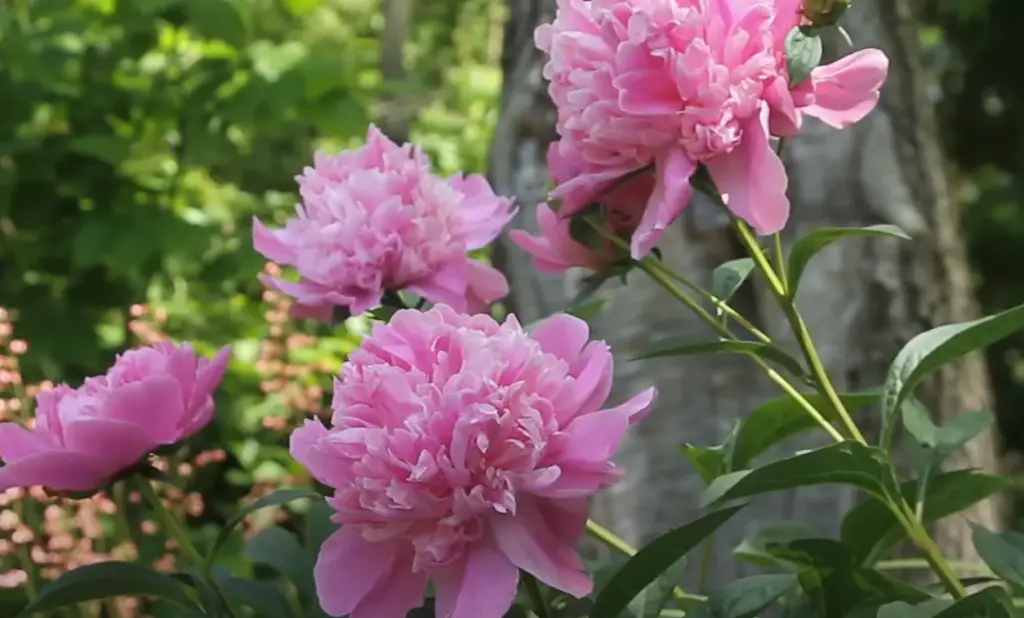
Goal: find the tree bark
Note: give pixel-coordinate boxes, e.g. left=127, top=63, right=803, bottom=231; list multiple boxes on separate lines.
left=489, top=0, right=1004, bottom=587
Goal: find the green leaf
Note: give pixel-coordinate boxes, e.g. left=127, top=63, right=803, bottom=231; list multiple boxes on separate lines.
left=567, top=298, right=607, bottom=322
left=681, top=443, right=729, bottom=485
left=244, top=527, right=314, bottom=600
left=629, top=557, right=688, bottom=618
left=19, top=562, right=200, bottom=616
left=881, top=302, right=1024, bottom=448
left=932, top=586, right=1016, bottom=617
left=710, top=259, right=755, bottom=304
left=784, top=26, right=824, bottom=86
left=632, top=339, right=804, bottom=378
left=840, top=470, right=1010, bottom=565
left=187, top=0, right=247, bottom=48
left=787, top=225, right=910, bottom=297
left=730, top=389, right=880, bottom=470
left=304, top=497, right=338, bottom=557
left=877, top=600, right=953, bottom=618
left=216, top=575, right=297, bottom=618
left=733, top=521, right=817, bottom=569
left=67, top=134, right=130, bottom=166
left=684, top=574, right=797, bottom=618
left=209, top=488, right=318, bottom=563
left=589, top=505, right=746, bottom=618
left=904, top=404, right=994, bottom=467
left=970, top=523, right=1024, bottom=590
left=703, top=442, right=901, bottom=508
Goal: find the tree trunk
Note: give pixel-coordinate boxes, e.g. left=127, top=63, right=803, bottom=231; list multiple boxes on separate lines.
left=489, top=0, right=1004, bottom=588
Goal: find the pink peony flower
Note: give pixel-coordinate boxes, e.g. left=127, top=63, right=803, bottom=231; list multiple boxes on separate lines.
left=253, top=126, right=516, bottom=320
left=0, top=342, right=232, bottom=493
left=291, top=305, right=656, bottom=618
left=536, top=0, right=889, bottom=258
left=510, top=144, right=655, bottom=273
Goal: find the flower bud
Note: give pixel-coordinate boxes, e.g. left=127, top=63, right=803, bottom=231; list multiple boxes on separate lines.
left=803, top=0, right=850, bottom=27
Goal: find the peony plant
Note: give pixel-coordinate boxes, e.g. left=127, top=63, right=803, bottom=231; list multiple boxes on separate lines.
left=6, top=1, right=1024, bottom=618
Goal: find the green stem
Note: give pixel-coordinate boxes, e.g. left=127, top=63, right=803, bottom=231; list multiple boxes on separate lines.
left=697, top=536, right=714, bottom=595
left=733, top=221, right=866, bottom=444
left=772, top=232, right=788, bottom=291
left=522, top=573, right=551, bottom=618
left=658, top=268, right=773, bottom=344
left=636, top=258, right=846, bottom=443
left=136, top=478, right=240, bottom=616
left=893, top=505, right=968, bottom=598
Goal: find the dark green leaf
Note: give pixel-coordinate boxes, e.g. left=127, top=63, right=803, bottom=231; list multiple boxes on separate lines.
left=19, top=562, right=200, bottom=616
left=187, top=0, right=248, bottom=48
left=66, top=134, right=130, bottom=166
left=589, top=505, right=746, bottom=618
left=877, top=600, right=952, bottom=618
left=632, top=339, right=804, bottom=378
left=703, top=442, right=901, bottom=508
left=784, top=26, right=824, bottom=85
left=629, top=557, right=687, bottom=618
left=840, top=470, right=1010, bottom=565
left=787, top=225, right=909, bottom=297
left=209, top=488, right=318, bottom=563
left=904, top=404, right=994, bottom=467
left=304, top=498, right=338, bottom=557
left=244, top=526, right=314, bottom=600
left=733, top=521, right=817, bottom=569
left=970, top=522, right=1024, bottom=590
left=932, top=586, right=1016, bottom=617
left=710, top=259, right=755, bottom=305
left=730, top=390, right=880, bottom=470
left=881, top=302, right=1024, bottom=448
left=216, top=575, right=297, bottom=618
left=684, top=574, right=797, bottom=618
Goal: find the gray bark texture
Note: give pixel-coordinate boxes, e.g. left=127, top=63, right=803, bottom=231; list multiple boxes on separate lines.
left=488, top=0, right=1005, bottom=588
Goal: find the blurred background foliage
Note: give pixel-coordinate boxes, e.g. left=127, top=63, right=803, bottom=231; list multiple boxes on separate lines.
left=0, top=0, right=1022, bottom=615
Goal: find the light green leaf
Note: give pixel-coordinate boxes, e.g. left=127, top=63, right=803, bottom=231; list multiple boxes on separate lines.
left=589, top=505, right=746, bottom=618
left=67, top=134, right=131, bottom=166
left=881, top=302, right=1024, bottom=448
left=733, top=521, right=817, bottom=569
left=684, top=574, right=797, bottom=618
left=877, top=600, right=952, bottom=618
left=710, top=258, right=755, bottom=305
left=970, top=523, right=1024, bottom=590
left=187, top=0, right=247, bottom=48
left=19, top=562, right=199, bottom=616
left=787, top=225, right=910, bottom=297
left=681, top=444, right=728, bottom=485
left=632, top=339, right=804, bottom=378
left=703, top=442, right=901, bottom=508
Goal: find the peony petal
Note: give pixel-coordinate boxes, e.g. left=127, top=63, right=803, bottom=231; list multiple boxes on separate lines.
left=802, top=49, right=889, bottom=129
left=350, top=548, right=427, bottom=618
left=491, top=497, right=592, bottom=598
left=408, top=259, right=470, bottom=313
left=771, top=0, right=804, bottom=42
left=62, top=418, right=156, bottom=470
left=0, top=424, right=57, bottom=461
left=181, top=345, right=231, bottom=436
left=764, top=75, right=802, bottom=137
left=290, top=302, right=335, bottom=322
left=252, top=217, right=298, bottom=264
left=705, top=113, right=790, bottom=235
left=464, top=260, right=510, bottom=314
left=434, top=541, right=519, bottom=618
left=0, top=450, right=116, bottom=492
left=559, top=387, right=657, bottom=464
left=314, top=528, right=398, bottom=617
left=529, top=314, right=591, bottom=363
left=535, top=497, right=589, bottom=545
left=102, top=375, right=187, bottom=444
left=616, top=70, right=681, bottom=115
left=631, top=147, right=696, bottom=259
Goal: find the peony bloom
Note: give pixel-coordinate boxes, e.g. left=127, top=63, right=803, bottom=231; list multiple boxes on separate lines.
left=510, top=144, right=655, bottom=273
left=0, top=342, right=232, bottom=493
left=291, top=305, right=656, bottom=618
left=536, top=0, right=889, bottom=258
left=253, top=125, right=515, bottom=320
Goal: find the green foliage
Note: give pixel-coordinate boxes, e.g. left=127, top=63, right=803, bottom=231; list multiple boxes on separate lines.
left=19, top=562, right=200, bottom=616
left=633, top=339, right=805, bottom=378
left=785, top=225, right=910, bottom=298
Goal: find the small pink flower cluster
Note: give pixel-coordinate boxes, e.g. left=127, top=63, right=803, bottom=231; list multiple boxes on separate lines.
left=512, top=0, right=889, bottom=268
